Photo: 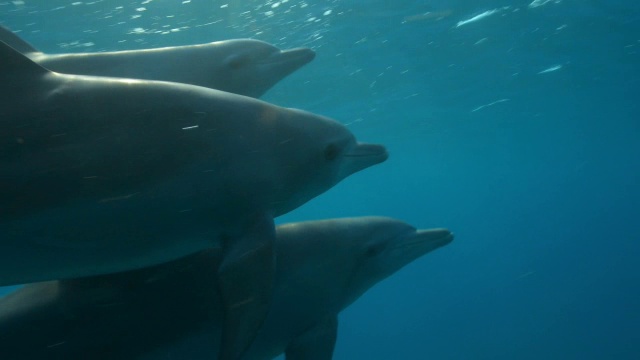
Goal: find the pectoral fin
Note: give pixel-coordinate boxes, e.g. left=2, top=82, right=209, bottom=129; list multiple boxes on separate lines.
left=286, top=316, right=338, bottom=360
left=217, top=214, right=276, bottom=360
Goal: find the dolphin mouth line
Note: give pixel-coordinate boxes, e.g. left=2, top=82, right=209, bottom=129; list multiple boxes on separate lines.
left=392, top=231, right=453, bottom=250
left=343, top=143, right=389, bottom=159
left=343, top=153, right=385, bottom=158
left=264, top=48, right=316, bottom=65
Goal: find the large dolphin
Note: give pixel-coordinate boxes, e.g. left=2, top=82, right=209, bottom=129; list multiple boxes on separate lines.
left=0, top=217, right=453, bottom=359
left=0, top=41, right=387, bottom=360
left=0, top=25, right=315, bottom=97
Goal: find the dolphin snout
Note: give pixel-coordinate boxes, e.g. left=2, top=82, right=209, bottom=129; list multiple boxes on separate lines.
left=273, top=47, right=316, bottom=67
left=344, top=142, right=389, bottom=162
left=415, top=228, right=454, bottom=247
left=340, top=142, right=388, bottom=178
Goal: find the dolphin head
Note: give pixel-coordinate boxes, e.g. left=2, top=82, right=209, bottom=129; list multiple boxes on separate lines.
left=335, top=217, right=453, bottom=308
left=264, top=108, right=388, bottom=216
left=206, top=39, right=315, bottom=97
left=274, top=217, right=453, bottom=314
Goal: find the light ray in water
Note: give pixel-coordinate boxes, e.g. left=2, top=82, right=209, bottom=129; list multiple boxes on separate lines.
left=538, top=65, right=563, bottom=74
left=471, top=98, right=510, bottom=113
left=456, top=9, right=499, bottom=28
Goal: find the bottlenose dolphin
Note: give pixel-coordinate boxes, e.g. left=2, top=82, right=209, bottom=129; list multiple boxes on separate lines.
left=0, top=217, right=453, bottom=359
left=0, top=41, right=387, bottom=359
left=0, top=25, right=315, bottom=97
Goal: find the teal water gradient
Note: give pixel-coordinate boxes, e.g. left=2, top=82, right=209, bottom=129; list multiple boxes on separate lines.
left=1, top=1, right=639, bottom=358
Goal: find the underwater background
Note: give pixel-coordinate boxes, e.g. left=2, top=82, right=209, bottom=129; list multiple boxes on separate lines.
left=1, top=0, right=638, bottom=359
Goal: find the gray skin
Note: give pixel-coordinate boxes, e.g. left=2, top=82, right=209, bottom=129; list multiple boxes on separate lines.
left=0, top=25, right=316, bottom=97
left=0, top=217, right=453, bottom=360
left=0, top=41, right=388, bottom=360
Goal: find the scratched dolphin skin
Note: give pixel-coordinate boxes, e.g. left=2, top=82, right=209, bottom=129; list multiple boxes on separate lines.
left=0, top=25, right=315, bottom=97
left=0, top=41, right=388, bottom=360
left=0, top=217, right=453, bottom=359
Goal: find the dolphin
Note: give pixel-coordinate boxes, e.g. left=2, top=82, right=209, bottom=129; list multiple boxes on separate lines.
left=0, top=40, right=388, bottom=360
left=0, top=25, right=316, bottom=97
left=0, top=217, right=453, bottom=359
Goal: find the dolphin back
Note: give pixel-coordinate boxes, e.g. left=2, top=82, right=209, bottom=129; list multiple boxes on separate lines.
left=0, top=26, right=39, bottom=54
left=0, top=40, right=48, bottom=77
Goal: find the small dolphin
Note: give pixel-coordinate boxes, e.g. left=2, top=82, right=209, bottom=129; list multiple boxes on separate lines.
left=0, top=25, right=315, bottom=97
left=0, top=217, right=453, bottom=359
left=0, top=41, right=387, bottom=360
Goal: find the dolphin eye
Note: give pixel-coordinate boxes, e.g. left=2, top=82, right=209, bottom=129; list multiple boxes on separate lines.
left=365, top=243, right=385, bottom=257
left=226, top=54, right=251, bottom=69
left=323, top=144, right=340, bottom=161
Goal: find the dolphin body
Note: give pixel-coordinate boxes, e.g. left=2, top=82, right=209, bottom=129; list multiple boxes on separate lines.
left=0, top=217, right=453, bottom=359
left=0, top=25, right=315, bottom=97
left=0, top=40, right=387, bottom=359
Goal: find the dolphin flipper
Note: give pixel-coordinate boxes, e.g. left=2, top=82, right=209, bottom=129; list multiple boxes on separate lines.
left=285, top=316, right=338, bottom=360
left=218, top=214, right=276, bottom=360
left=0, top=26, right=39, bottom=55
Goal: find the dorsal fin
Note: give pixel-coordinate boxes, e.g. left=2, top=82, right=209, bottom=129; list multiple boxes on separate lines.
left=0, top=40, right=50, bottom=76
left=0, top=25, right=39, bottom=54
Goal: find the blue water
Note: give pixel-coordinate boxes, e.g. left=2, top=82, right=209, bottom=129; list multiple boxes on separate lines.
left=1, top=0, right=639, bottom=359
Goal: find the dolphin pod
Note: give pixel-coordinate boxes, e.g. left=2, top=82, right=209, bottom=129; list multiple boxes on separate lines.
left=0, top=39, right=387, bottom=360
left=0, top=217, right=453, bottom=360
left=0, top=25, right=316, bottom=97
left=0, top=22, right=453, bottom=360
